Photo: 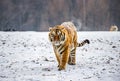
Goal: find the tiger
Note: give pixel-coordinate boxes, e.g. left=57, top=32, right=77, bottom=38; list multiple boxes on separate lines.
left=48, top=22, right=90, bottom=71
left=109, top=25, right=118, bottom=31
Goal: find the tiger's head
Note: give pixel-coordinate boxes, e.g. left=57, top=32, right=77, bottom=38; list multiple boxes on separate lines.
left=48, top=25, right=67, bottom=46
left=110, top=25, right=118, bottom=31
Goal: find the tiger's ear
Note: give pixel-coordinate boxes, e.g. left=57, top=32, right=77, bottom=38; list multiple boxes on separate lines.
left=49, top=27, right=52, bottom=31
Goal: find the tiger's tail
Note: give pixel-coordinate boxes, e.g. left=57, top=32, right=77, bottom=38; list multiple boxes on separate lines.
left=77, top=39, right=90, bottom=47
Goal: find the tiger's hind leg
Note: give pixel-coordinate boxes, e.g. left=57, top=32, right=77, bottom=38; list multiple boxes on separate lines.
left=68, top=47, right=76, bottom=65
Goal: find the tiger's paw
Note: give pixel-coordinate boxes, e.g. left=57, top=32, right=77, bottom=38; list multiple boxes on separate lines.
left=57, top=65, right=59, bottom=67
left=58, top=66, right=65, bottom=71
left=68, top=62, right=76, bottom=65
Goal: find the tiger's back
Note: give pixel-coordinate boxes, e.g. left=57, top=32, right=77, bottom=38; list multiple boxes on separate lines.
left=61, top=22, right=78, bottom=47
left=49, top=22, right=89, bottom=70
left=61, top=22, right=77, bottom=32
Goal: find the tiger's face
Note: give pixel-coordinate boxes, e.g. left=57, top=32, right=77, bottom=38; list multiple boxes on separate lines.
left=49, top=25, right=67, bottom=46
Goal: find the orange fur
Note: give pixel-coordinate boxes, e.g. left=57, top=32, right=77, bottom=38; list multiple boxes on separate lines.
left=49, top=22, right=89, bottom=70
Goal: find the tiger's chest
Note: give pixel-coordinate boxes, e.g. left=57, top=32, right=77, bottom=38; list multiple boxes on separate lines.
left=54, top=43, right=74, bottom=55
left=54, top=45, right=65, bottom=55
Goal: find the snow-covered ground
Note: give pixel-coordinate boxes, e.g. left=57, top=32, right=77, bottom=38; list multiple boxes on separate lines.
left=0, top=32, right=120, bottom=81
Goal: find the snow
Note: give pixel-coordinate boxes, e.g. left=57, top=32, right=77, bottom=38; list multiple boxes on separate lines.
left=0, top=31, right=120, bottom=81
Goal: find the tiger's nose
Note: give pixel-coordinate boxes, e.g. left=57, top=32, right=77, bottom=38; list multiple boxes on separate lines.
left=54, top=36, right=59, bottom=41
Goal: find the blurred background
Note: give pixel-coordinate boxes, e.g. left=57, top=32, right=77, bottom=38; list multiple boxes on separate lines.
left=0, top=0, right=120, bottom=31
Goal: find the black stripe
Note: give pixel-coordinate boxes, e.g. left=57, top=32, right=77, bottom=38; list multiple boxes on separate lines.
left=71, top=48, right=75, bottom=53
left=59, top=47, right=65, bottom=54
left=56, top=44, right=61, bottom=48
left=59, top=49, right=65, bottom=54
left=70, top=48, right=75, bottom=56
left=59, top=46, right=68, bottom=54
left=71, top=52, right=75, bottom=55
left=77, top=39, right=90, bottom=47
left=71, top=48, right=75, bottom=52
left=58, top=45, right=64, bottom=52
left=79, top=43, right=83, bottom=46
left=79, top=41, right=86, bottom=46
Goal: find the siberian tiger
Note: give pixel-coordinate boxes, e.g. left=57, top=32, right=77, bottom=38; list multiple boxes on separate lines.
left=110, top=25, right=118, bottom=31
left=48, top=22, right=90, bottom=71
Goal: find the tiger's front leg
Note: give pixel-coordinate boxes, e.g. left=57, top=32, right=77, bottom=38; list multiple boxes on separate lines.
left=58, top=47, right=70, bottom=71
